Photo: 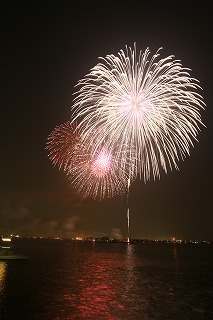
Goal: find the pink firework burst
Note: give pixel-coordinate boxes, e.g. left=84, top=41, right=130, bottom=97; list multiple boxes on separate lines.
left=46, top=122, right=129, bottom=199
left=90, top=148, right=112, bottom=178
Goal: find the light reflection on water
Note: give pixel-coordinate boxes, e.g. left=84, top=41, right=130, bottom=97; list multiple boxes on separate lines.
left=66, top=253, right=125, bottom=319
left=0, top=240, right=212, bottom=320
left=51, top=242, right=150, bottom=319
left=60, top=245, right=131, bottom=319
left=0, top=262, right=6, bottom=301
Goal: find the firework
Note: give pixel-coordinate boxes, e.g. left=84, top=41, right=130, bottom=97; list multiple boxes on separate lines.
left=71, top=44, right=205, bottom=182
left=46, top=121, right=129, bottom=199
left=46, top=121, right=82, bottom=172
left=68, top=145, right=129, bottom=200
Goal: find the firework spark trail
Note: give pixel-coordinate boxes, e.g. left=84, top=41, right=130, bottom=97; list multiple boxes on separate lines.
left=71, top=44, right=205, bottom=183
left=127, top=178, right=130, bottom=242
left=46, top=121, right=129, bottom=200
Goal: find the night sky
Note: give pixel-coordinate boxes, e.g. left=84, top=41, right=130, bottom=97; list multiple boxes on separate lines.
left=1, top=2, right=212, bottom=240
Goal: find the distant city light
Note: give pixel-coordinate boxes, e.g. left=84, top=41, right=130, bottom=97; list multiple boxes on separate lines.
left=2, top=237, right=11, bottom=242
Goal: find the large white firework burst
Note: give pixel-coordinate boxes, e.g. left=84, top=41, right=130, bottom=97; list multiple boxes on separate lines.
left=71, top=44, right=205, bottom=182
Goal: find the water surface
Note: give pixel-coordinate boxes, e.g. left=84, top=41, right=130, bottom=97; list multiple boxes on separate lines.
left=0, top=240, right=212, bottom=319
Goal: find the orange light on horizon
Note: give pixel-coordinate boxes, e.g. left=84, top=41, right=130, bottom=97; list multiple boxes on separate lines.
left=75, top=237, right=83, bottom=241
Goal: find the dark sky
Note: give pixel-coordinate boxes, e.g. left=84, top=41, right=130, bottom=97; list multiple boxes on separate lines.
left=0, top=1, right=212, bottom=240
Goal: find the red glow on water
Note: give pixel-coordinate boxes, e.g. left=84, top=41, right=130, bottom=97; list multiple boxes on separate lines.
left=62, top=253, right=126, bottom=319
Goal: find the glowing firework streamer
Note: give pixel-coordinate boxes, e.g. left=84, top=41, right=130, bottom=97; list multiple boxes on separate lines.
left=46, top=122, right=129, bottom=199
left=127, top=178, right=130, bottom=242
left=71, top=44, right=205, bottom=183
left=127, top=208, right=130, bottom=243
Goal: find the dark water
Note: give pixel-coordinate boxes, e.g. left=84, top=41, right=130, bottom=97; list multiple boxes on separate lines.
left=0, top=240, right=212, bottom=320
